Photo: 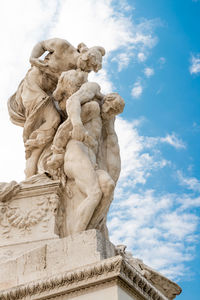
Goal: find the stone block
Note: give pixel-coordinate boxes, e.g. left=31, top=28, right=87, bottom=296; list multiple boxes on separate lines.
left=0, top=229, right=115, bottom=290
left=0, top=177, right=64, bottom=264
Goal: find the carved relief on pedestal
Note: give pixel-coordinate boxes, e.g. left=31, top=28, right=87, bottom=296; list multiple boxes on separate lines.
left=0, top=194, right=61, bottom=238
left=0, top=179, right=64, bottom=246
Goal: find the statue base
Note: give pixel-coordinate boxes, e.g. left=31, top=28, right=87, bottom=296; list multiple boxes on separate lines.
left=0, top=176, right=181, bottom=299
left=0, top=229, right=181, bottom=300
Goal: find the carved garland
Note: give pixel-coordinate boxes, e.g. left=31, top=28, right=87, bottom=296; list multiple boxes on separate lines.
left=0, top=194, right=60, bottom=238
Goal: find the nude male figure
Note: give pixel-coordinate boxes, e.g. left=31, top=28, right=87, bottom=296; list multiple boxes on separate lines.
left=65, top=93, right=124, bottom=234
left=47, top=71, right=124, bottom=234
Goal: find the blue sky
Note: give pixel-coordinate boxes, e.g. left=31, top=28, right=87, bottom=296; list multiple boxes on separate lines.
left=0, top=0, right=199, bottom=299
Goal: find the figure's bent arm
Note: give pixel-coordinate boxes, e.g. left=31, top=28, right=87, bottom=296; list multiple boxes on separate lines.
left=29, top=40, right=50, bottom=68
left=29, top=38, right=70, bottom=67
left=66, top=91, right=83, bottom=127
left=30, top=41, right=47, bottom=60
left=30, top=38, right=69, bottom=60
left=66, top=82, right=103, bottom=141
left=66, top=88, right=87, bottom=141
left=66, top=82, right=102, bottom=126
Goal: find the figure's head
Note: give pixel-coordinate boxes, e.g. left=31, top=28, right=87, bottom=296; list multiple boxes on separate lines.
left=53, top=69, right=88, bottom=102
left=77, top=43, right=105, bottom=73
left=101, top=93, right=125, bottom=120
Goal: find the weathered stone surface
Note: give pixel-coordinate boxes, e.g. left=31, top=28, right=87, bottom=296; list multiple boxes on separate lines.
left=6, top=38, right=125, bottom=237
left=0, top=175, right=64, bottom=263
left=0, top=251, right=181, bottom=300
left=0, top=229, right=115, bottom=291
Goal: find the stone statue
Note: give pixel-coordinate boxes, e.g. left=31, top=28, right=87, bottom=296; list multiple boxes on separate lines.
left=6, top=38, right=123, bottom=237
left=7, top=38, right=105, bottom=178
left=46, top=70, right=124, bottom=234
left=1, top=39, right=182, bottom=300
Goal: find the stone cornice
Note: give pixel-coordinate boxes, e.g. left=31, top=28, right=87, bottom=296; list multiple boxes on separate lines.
left=14, top=180, right=62, bottom=199
left=0, top=255, right=168, bottom=300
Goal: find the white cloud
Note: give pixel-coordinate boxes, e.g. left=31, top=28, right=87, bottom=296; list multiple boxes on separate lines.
left=142, top=133, right=186, bottom=150
left=50, top=0, right=157, bottom=54
left=115, top=118, right=169, bottom=190
left=189, top=54, right=200, bottom=74
left=177, top=195, right=200, bottom=210
left=89, top=69, right=114, bottom=94
left=115, top=0, right=135, bottom=12
left=112, top=52, right=131, bottom=71
left=114, top=120, right=185, bottom=195
left=0, top=0, right=60, bottom=182
left=160, top=133, right=186, bottom=149
left=177, top=171, right=200, bottom=192
left=49, top=0, right=158, bottom=75
left=138, top=52, right=146, bottom=62
left=144, top=67, right=154, bottom=77
left=131, top=81, right=143, bottom=98
left=108, top=189, right=200, bottom=280
left=109, top=119, right=193, bottom=279
left=0, top=0, right=59, bottom=100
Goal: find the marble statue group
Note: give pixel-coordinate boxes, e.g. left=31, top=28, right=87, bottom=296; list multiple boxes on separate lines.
left=7, top=38, right=125, bottom=237
left=0, top=38, right=182, bottom=300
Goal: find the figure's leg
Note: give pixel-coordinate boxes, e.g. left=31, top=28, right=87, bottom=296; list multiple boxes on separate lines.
left=38, top=101, right=61, bottom=137
left=47, top=120, right=72, bottom=169
left=87, top=169, right=115, bottom=229
left=25, top=100, right=61, bottom=151
left=25, top=147, right=44, bottom=178
left=52, top=119, right=72, bottom=149
left=64, top=141, right=102, bottom=234
left=24, top=101, right=61, bottom=178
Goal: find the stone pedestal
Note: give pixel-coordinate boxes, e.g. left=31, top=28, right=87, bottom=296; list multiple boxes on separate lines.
left=0, top=176, right=64, bottom=264
left=0, top=229, right=181, bottom=300
left=0, top=178, right=181, bottom=300
left=0, top=255, right=169, bottom=300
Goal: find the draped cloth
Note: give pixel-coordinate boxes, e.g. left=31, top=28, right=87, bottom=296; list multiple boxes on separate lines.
left=7, top=68, right=55, bottom=144
left=7, top=67, right=60, bottom=174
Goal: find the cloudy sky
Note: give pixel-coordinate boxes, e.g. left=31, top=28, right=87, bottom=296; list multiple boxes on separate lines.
left=0, top=0, right=200, bottom=298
